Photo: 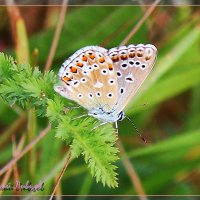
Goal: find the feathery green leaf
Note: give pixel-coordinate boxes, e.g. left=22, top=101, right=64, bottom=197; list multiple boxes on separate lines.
left=0, top=52, right=119, bottom=188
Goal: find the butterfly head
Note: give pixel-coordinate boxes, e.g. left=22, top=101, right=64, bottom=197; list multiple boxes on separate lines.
left=117, top=111, right=125, bottom=121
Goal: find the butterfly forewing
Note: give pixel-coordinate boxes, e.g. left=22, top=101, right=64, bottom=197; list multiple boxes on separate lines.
left=107, top=44, right=157, bottom=114
left=54, top=46, right=118, bottom=112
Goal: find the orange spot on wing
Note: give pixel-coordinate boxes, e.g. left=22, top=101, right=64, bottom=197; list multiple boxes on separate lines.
left=111, top=56, right=119, bottom=62
left=137, top=52, right=143, bottom=57
left=108, top=63, right=113, bottom=70
left=62, top=76, right=71, bottom=82
left=99, top=57, right=105, bottom=63
left=89, top=54, right=95, bottom=59
left=129, top=53, right=135, bottom=58
left=145, top=56, right=151, bottom=61
left=76, top=62, right=83, bottom=67
left=82, top=55, right=88, bottom=62
left=121, top=55, right=128, bottom=60
left=71, top=67, right=77, bottom=73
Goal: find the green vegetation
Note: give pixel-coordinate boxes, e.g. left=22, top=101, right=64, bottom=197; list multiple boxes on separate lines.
left=0, top=5, right=199, bottom=197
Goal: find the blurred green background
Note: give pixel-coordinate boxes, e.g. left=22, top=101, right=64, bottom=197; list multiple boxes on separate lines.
left=0, top=4, right=200, bottom=198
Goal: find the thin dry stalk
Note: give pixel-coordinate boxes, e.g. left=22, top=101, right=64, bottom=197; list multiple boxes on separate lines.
left=49, top=150, right=71, bottom=200
left=54, top=178, right=62, bottom=200
left=100, top=18, right=134, bottom=47
left=0, top=124, right=51, bottom=176
left=0, top=133, right=25, bottom=195
left=45, top=0, right=68, bottom=71
left=120, top=0, right=160, bottom=46
left=12, top=136, right=19, bottom=182
left=0, top=168, right=12, bottom=195
left=6, top=0, right=30, bottom=64
left=0, top=112, right=27, bottom=147
left=12, top=133, right=26, bottom=195
left=117, top=139, right=148, bottom=200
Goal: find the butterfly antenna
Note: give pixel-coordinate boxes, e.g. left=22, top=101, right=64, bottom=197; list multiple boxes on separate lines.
left=125, top=116, right=147, bottom=144
left=133, top=103, right=148, bottom=109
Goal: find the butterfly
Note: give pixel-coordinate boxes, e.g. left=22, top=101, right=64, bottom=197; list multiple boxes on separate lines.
left=54, top=44, right=157, bottom=128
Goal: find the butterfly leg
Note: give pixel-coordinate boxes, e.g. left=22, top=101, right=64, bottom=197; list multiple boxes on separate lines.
left=91, top=122, right=108, bottom=131
left=71, top=114, right=88, bottom=121
left=63, top=105, right=81, bottom=115
left=64, top=105, right=81, bottom=110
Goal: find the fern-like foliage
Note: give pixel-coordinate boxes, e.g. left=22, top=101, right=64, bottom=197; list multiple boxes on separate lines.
left=0, top=52, right=119, bottom=188
left=0, top=53, right=56, bottom=115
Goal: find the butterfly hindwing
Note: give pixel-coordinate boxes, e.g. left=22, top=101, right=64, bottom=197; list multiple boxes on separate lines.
left=107, top=44, right=157, bottom=114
